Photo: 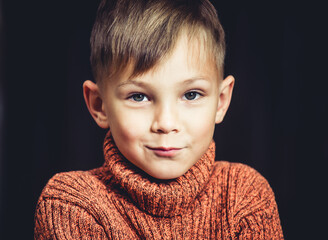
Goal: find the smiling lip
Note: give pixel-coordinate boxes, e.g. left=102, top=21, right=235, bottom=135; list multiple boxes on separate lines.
left=147, top=147, right=182, bottom=157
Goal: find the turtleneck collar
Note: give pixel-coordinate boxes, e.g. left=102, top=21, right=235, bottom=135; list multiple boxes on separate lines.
left=102, top=131, right=216, bottom=217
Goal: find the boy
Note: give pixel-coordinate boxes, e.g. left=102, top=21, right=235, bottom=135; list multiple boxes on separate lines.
left=34, top=0, right=284, bottom=239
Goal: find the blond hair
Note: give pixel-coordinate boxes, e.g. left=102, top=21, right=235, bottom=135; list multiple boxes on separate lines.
left=90, top=0, right=225, bottom=83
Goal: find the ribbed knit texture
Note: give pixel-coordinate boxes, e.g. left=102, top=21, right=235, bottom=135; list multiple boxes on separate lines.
left=34, top=131, right=284, bottom=239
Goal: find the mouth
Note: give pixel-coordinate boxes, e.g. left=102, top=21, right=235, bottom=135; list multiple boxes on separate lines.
left=146, top=146, right=182, bottom=157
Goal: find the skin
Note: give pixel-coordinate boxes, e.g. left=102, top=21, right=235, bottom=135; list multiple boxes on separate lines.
left=83, top=35, right=234, bottom=180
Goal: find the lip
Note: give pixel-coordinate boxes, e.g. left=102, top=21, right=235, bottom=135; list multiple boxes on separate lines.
left=146, top=146, right=182, bottom=157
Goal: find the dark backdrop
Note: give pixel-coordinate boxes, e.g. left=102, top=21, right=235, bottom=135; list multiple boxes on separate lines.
left=1, top=0, right=327, bottom=239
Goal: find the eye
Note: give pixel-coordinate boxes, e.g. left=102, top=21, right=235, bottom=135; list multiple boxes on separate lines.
left=183, top=91, right=202, bottom=100
left=129, top=93, right=149, bottom=102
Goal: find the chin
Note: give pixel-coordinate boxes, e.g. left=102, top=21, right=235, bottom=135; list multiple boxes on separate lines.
left=146, top=167, right=189, bottom=180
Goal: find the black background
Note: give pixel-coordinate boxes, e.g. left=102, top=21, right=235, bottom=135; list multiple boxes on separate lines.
left=0, top=0, right=327, bottom=239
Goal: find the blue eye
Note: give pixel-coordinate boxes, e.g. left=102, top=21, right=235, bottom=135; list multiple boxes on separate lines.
left=130, top=93, right=148, bottom=102
left=183, top=91, right=201, bottom=100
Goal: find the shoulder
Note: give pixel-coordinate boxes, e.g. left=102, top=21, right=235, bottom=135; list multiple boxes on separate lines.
left=37, top=169, right=112, bottom=209
left=213, top=160, right=262, bottom=176
left=212, top=161, right=283, bottom=238
left=213, top=161, right=281, bottom=222
left=213, top=161, right=271, bottom=192
left=212, top=161, right=277, bottom=215
left=40, top=170, right=103, bottom=196
left=34, top=170, right=112, bottom=238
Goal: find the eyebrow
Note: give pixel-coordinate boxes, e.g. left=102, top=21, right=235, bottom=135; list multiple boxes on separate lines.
left=117, top=79, right=148, bottom=88
left=117, top=77, right=210, bottom=88
left=182, top=77, right=211, bottom=84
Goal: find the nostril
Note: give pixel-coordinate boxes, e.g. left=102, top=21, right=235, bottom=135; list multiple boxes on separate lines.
left=151, top=124, right=179, bottom=134
left=151, top=119, right=178, bottom=134
left=156, top=129, right=166, bottom=134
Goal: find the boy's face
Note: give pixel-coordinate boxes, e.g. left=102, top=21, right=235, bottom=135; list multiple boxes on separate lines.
left=84, top=35, right=234, bottom=180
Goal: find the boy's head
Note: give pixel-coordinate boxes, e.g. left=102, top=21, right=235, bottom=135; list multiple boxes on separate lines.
left=83, top=0, right=234, bottom=180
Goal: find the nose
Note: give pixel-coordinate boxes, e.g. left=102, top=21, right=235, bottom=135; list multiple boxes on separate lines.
left=151, top=102, right=179, bottom=134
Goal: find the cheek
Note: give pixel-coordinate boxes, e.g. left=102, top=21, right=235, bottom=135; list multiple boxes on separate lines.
left=110, top=109, right=150, bottom=142
left=194, top=118, right=215, bottom=142
left=185, top=104, right=217, bottom=130
left=184, top=104, right=217, bottom=145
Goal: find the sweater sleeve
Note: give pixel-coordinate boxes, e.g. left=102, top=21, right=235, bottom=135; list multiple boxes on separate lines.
left=227, top=163, right=284, bottom=239
left=34, top=171, right=110, bottom=240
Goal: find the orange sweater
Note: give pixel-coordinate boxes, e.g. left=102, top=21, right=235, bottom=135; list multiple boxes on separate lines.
left=34, top=131, right=284, bottom=239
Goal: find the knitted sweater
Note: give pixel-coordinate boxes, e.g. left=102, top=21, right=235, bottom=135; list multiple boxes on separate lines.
left=34, top=132, right=284, bottom=239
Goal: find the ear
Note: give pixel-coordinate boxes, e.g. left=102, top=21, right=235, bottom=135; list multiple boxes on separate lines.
left=83, top=80, right=109, bottom=129
left=215, top=75, right=235, bottom=124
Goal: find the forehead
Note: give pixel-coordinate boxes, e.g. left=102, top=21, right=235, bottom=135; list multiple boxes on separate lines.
left=177, top=33, right=219, bottom=74
left=155, top=36, right=217, bottom=78
left=133, top=34, right=219, bottom=82
left=102, top=33, right=220, bottom=90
